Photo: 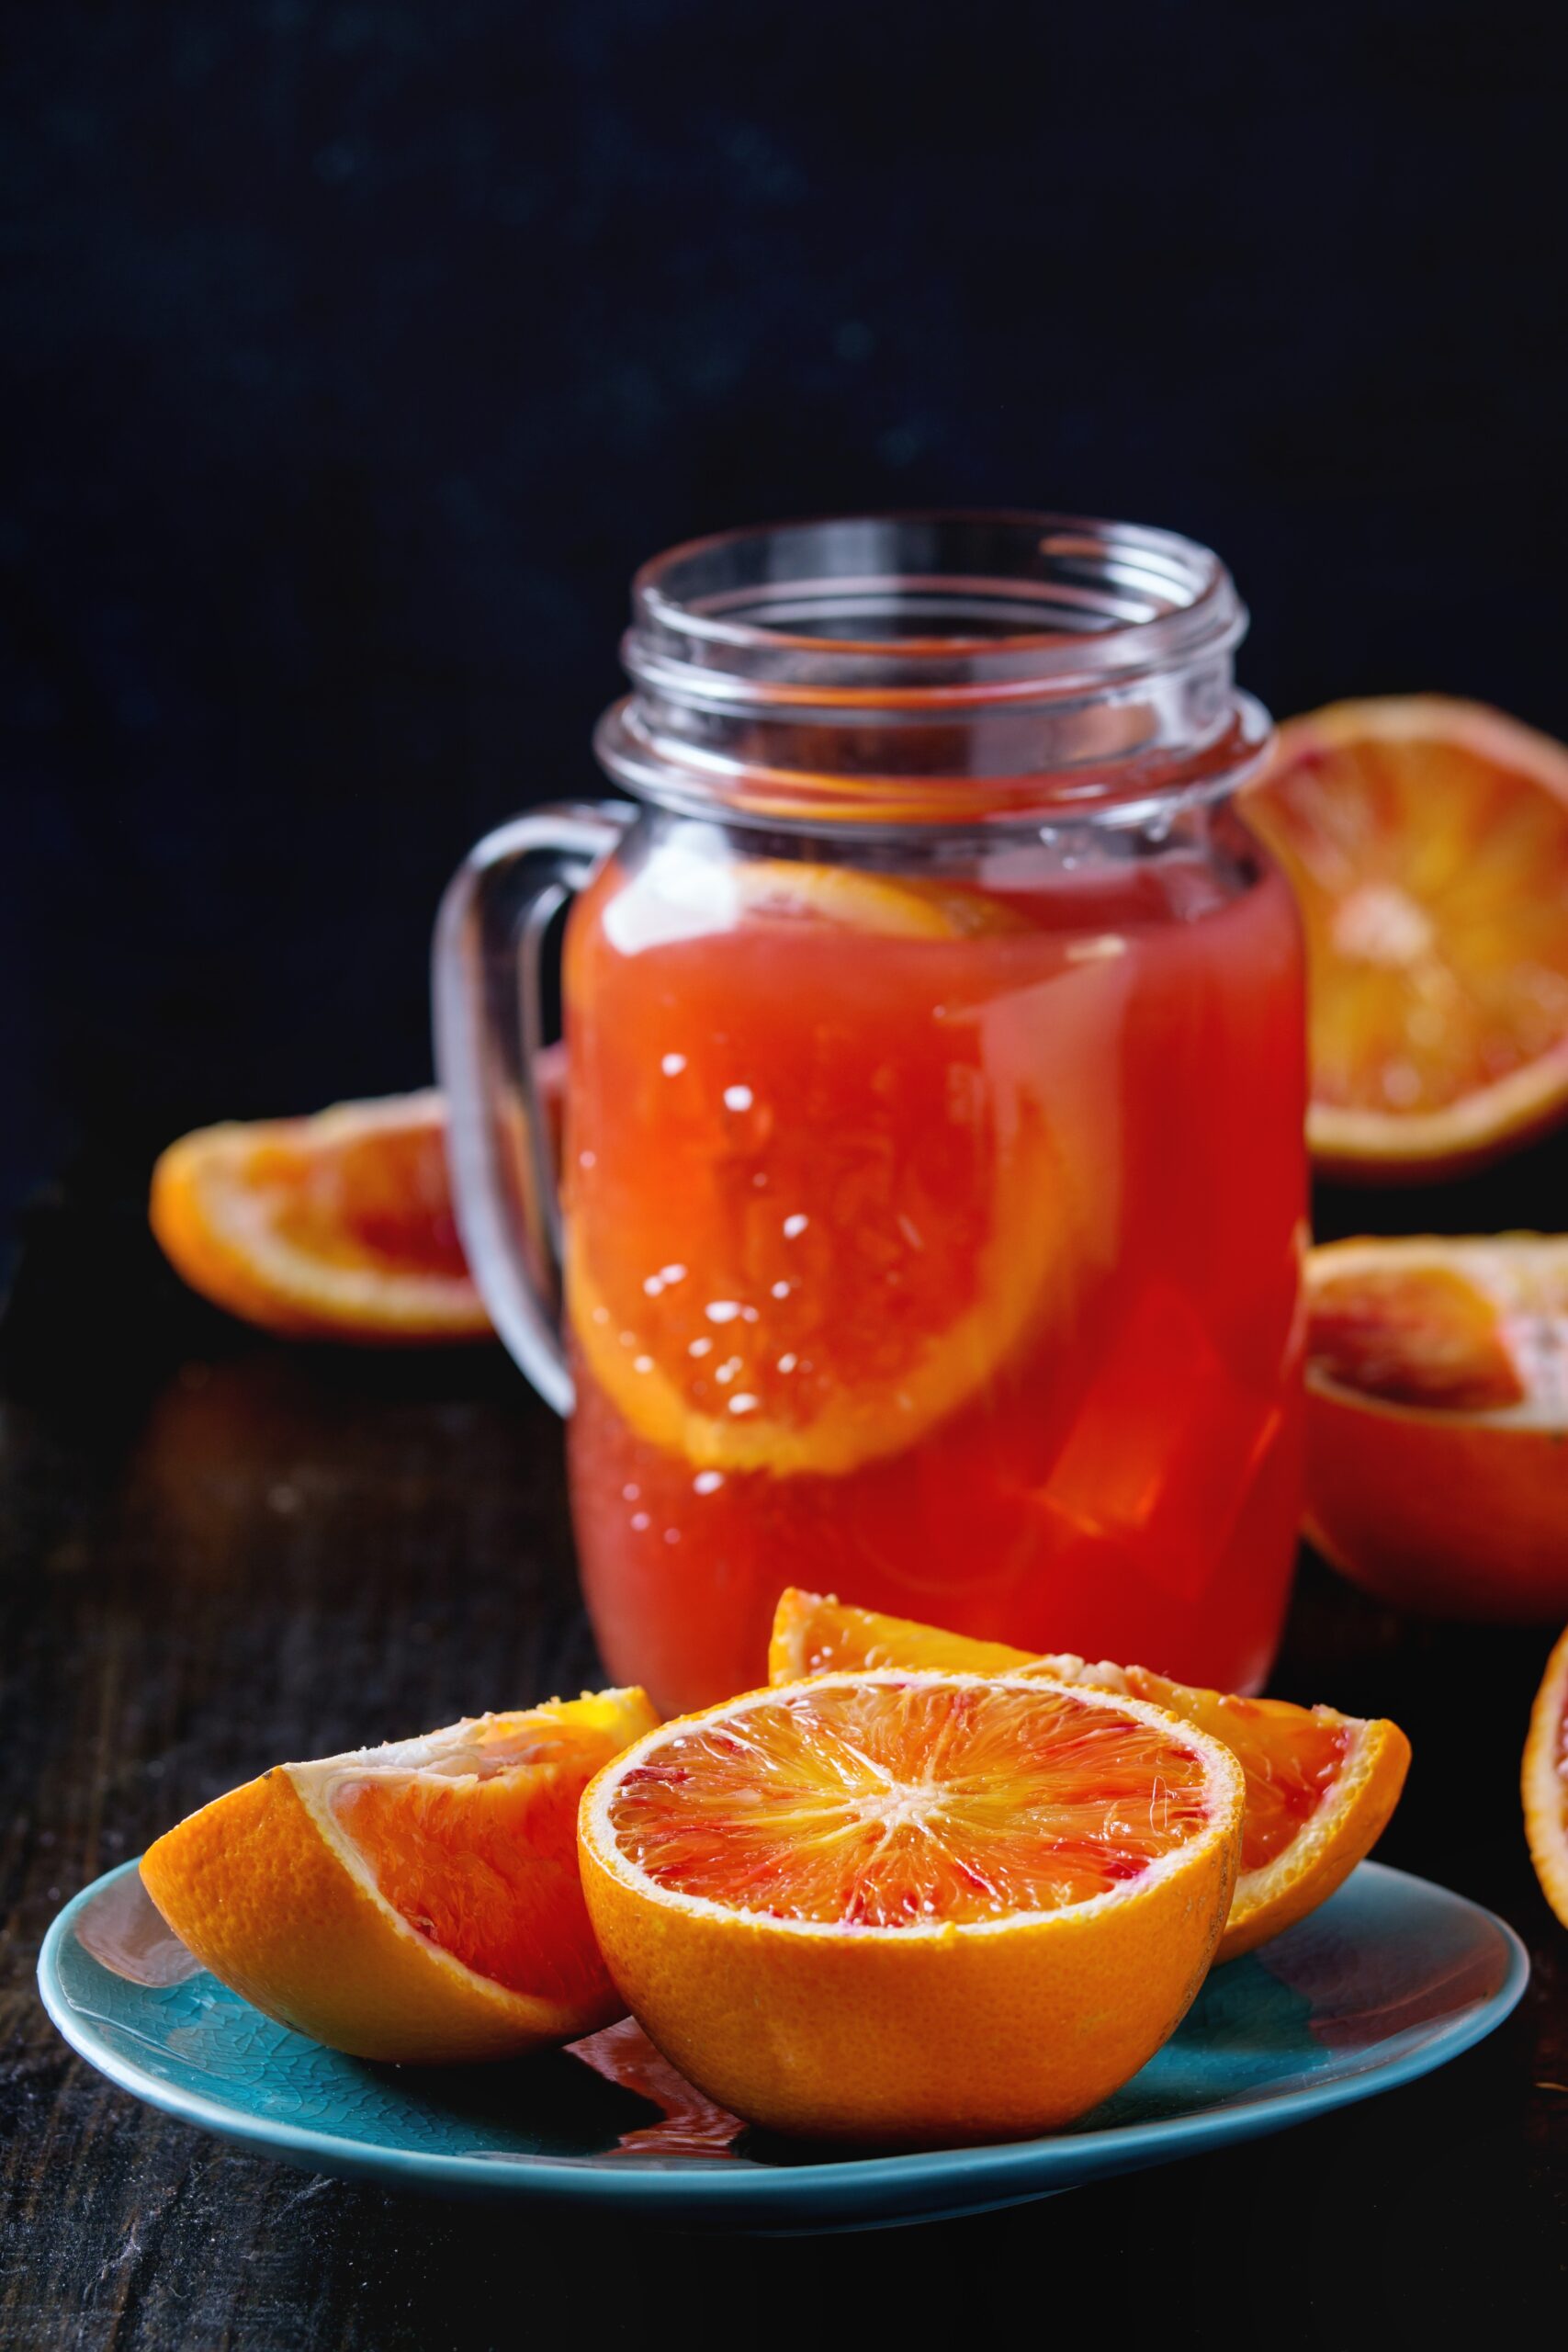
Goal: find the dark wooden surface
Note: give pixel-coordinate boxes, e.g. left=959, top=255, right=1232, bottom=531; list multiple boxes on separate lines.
left=3, top=1190, right=1566, bottom=2350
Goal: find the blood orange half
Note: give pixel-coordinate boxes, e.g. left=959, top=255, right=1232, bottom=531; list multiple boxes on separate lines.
left=579, top=1669, right=1243, bottom=2143
left=1305, top=1235, right=1568, bottom=1620
left=1242, top=696, right=1568, bottom=1179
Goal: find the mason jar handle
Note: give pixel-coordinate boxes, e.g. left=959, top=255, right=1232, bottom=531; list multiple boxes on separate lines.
left=432, top=802, right=634, bottom=1415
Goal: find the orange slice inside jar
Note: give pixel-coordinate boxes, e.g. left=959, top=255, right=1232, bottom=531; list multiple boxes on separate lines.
left=562, top=857, right=1080, bottom=1478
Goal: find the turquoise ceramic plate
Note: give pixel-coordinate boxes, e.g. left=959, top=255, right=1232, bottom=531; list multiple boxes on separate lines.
left=39, top=1858, right=1527, bottom=2231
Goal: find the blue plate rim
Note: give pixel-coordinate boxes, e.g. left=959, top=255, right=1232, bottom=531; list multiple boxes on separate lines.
left=38, top=1857, right=1530, bottom=2210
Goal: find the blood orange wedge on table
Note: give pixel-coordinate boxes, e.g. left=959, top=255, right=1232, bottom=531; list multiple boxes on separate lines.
left=563, top=857, right=1065, bottom=1480
left=578, top=1670, right=1245, bottom=2144
left=151, top=1091, right=492, bottom=1342
left=1523, top=1623, right=1568, bottom=1931
left=1241, top=695, right=1568, bottom=1179
left=140, top=1688, right=657, bottom=2064
left=1305, top=1236, right=1568, bottom=1620
left=769, top=1587, right=1410, bottom=1961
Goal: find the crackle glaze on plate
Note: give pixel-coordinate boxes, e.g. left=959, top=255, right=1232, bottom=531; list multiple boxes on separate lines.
left=39, top=1859, right=1528, bottom=2230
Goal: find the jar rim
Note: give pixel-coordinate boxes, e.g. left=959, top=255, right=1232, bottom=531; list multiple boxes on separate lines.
left=602, top=510, right=1266, bottom=826
left=629, top=509, right=1244, bottom=685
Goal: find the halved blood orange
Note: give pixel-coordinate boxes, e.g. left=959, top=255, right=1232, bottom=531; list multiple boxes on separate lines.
left=563, top=858, right=1066, bottom=1478
left=768, top=1587, right=1410, bottom=1961
left=1305, top=1235, right=1568, bottom=1620
left=1523, top=1623, right=1568, bottom=1931
left=151, top=1091, right=491, bottom=1342
left=1241, top=696, right=1568, bottom=1178
left=140, top=1688, right=657, bottom=2063
left=578, top=1669, right=1244, bottom=2143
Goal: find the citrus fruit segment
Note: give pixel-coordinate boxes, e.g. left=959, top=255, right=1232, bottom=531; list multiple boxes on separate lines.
left=563, top=857, right=1068, bottom=1478
left=768, top=1587, right=1409, bottom=1960
left=140, top=1688, right=657, bottom=2063
left=1523, top=1623, right=1568, bottom=1931
left=564, top=1113, right=1056, bottom=1478
left=580, top=1669, right=1243, bottom=2144
left=1304, top=1235, right=1568, bottom=1620
left=1241, top=695, right=1568, bottom=1177
left=151, top=1091, right=491, bottom=1342
left=734, top=858, right=1029, bottom=940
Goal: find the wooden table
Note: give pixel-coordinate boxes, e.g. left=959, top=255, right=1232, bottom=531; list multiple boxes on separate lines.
left=4, top=1188, right=1564, bottom=2349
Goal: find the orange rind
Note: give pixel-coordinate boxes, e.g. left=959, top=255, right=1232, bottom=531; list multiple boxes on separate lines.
left=579, top=1668, right=1244, bottom=2143
left=1305, top=1235, right=1568, bottom=1621
left=141, top=1689, right=657, bottom=2063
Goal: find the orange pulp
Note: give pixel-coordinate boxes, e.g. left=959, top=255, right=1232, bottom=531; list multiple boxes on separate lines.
left=601, top=1674, right=1230, bottom=1925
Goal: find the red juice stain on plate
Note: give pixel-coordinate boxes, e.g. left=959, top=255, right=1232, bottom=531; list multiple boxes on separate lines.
left=76, top=1871, right=203, bottom=1987
left=568, top=2016, right=743, bottom=2159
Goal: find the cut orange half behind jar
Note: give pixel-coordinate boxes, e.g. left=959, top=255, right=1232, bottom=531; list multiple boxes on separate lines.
left=1241, top=696, right=1568, bottom=1179
left=1305, top=1235, right=1568, bottom=1620
left=151, top=1091, right=491, bottom=1342
left=768, top=1588, right=1410, bottom=1961
left=579, top=1669, right=1244, bottom=2144
left=140, top=1688, right=657, bottom=2063
left=1523, top=1623, right=1568, bottom=1931
left=564, top=858, right=1074, bottom=1480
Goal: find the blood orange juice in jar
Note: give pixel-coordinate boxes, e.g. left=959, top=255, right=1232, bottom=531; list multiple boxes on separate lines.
left=435, top=515, right=1307, bottom=1715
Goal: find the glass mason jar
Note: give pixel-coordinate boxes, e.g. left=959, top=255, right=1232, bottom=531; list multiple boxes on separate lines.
left=434, top=514, right=1307, bottom=1716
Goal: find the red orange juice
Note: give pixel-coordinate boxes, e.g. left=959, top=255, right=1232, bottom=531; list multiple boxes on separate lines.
left=561, top=829, right=1306, bottom=1715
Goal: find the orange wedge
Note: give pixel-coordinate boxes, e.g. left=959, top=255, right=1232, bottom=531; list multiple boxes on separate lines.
left=1305, top=1235, right=1568, bottom=1620
left=579, top=1669, right=1244, bottom=2143
left=140, top=1689, right=657, bottom=2063
left=1523, top=1623, right=1568, bottom=1930
left=769, top=1587, right=1409, bottom=1961
left=1241, top=696, right=1568, bottom=1178
left=151, top=1091, right=491, bottom=1342
left=563, top=857, right=1066, bottom=1479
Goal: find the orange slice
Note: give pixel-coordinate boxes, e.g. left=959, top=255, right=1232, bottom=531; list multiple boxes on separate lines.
left=579, top=1669, right=1243, bottom=2143
left=1241, top=696, right=1568, bottom=1178
left=1304, top=1235, right=1568, bottom=1620
left=732, top=859, right=1026, bottom=941
left=151, top=1091, right=491, bottom=1342
left=140, top=1688, right=657, bottom=2063
left=1523, top=1623, right=1568, bottom=1930
left=564, top=859, right=1066, bottom=1478
left=769, top=1587, right=1409, bottom=1961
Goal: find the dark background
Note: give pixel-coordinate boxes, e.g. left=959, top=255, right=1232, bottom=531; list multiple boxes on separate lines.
left=6, top=11, right=1568, bottom=2344
left=6, top=0, right=1568, bottom=1249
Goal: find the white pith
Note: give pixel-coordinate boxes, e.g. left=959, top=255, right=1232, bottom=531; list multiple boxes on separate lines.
left=1329, top=882, right=1436, bottom=969
left=583, top=1669, right=1245, bottom=1939
left=1307, top=1235, right=1568, bottom=1431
